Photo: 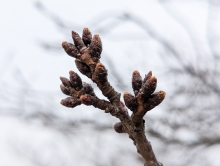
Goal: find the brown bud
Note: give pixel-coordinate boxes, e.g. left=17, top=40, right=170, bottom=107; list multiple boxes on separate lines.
left=114, top=122, right=125, bottom=133
left=80, top=94, right=94, bottom=105
left=144, top=91, right=166, bottom=111
left=82, top=28, right=92, bottom=46
left=60, top=84, right=70, bottom=95
left=75, top=59, right=92, bottom=78
left=142, top=76, right=157, bottom=98
left=143, top=71, right=152, bottom=83
left=82, top=82, right=95, bottom=96
left=89, top=34, right=102, bottom=60
left=95, top=63, right=108, bottom=84
left=132, top=70, right=142, bottom=95
left=60, top=77, right=72, bottom=88
left=72, top=30, right=86, bottom=51
left=62, top=41, right=80, bottom=58
left=124, top=92, right=138, bottom=112
left=69, top=71, right=82, bottom=91
left=60, top=97, right=81, bottom=108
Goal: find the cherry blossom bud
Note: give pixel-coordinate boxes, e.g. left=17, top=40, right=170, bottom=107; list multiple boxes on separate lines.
left=132, top=70, right=142, bottom=95
left=95, top=63, right=108, bottom=84
left=124, top=92, right=138, bottom=112
left=60, top=84, right=70, bottom=95
left=69, top=70, right=82, bottom=91
left=82, top=28, right=92, bottom=46
left=62, top=41, right=80, bottom=58
left=72, top=31, right=86, bottom=51
left=89, top=34, right=102, bottom=61
left=60, top=97, right=81, bottom=108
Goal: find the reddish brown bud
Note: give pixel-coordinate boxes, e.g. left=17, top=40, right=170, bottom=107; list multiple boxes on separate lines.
left=75, top=59, right=92, bottom=78
left=82, top=28, right=92, bottom=46
left=60, top=77, right=72, bottom=88
left=144, top=91, right=166, bottom=111
left=142, top=76, right=157, bottom=98
left=132, top=70, right=142, bottom=95
left=60, top=84, right=70, bottom=95
left=69, top=70, right=82, bottom=91
left=80, top=94, right=94, bottom=105
left=89, top=34, right=102, bottom=60
left=62, top=41, right=80, bottom=58
left=143, top=71, right=152, bottom=83
left=82, top=82, right=95, bottom=95
left=72, top=31, right=86, bottom=51
left=114, top=122, right=125, bottom=133
left=124, top=92, right=138, bottom=112
left=60, top=97, right=81, bottom=108
left=95, top=63, right=108, bottom=84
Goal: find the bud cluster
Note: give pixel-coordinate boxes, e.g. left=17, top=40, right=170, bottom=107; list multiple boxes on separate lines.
left=124, top=70, right=165, bottom=120
left=59, top=28, right=165, bottom=166
left=60, top=69, right=96, bottom=108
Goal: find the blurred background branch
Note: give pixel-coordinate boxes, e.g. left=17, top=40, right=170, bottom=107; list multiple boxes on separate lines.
left=1, top=0, right=220, bottom=166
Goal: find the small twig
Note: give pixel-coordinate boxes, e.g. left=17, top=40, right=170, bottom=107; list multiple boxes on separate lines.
left=60, top=28, right=165, bottom=166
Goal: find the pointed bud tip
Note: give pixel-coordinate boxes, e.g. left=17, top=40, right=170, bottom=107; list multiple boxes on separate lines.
left=60, top=76, right=67, bottom=81
left=83, top=27, right=89, bottom=32
left=149, top=76, right=157, bottom=82
left=124, top=92, right=129, bottom=95
left=60, top=99, right=64, bottom=105
left=69, top=70, right=75, bottom=75
left=62, top=41, right=67, bottom=47
left=132, top=70, right=141, bottom=78
left=93, top=34, right=101, bottom=41
left=133, top=70, right=140, bottom=75
left=159, top=91, right=166, bottom=97
left=94, top=34, right=99, bottom=37
left=96, top=62, right=104, bottom=68
left=72, top=30, right=80, bottom=37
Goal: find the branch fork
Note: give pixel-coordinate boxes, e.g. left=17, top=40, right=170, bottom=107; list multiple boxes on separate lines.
left=60, top=28, right=165, bottom=166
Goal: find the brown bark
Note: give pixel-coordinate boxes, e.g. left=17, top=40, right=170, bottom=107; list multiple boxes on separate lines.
left=60, top=28, right=165, bottom=166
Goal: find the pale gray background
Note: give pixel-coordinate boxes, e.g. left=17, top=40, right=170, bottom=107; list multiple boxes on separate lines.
left=1, top=0, right=220, bottom=166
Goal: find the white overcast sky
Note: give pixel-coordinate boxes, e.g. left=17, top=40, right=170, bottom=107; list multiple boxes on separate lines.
left=0, top=0, right=210, bottom=92
left=1, top=0, right=220, bottom=166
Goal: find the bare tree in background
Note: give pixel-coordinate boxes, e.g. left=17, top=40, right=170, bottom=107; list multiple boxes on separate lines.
left=59, top=27, right=166, bottom=166
left=34, top=0, right=220, bottom=165
left=1, top=1, right=219, bottom=166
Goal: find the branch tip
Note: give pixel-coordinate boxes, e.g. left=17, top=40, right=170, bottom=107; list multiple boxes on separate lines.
left=143, top=71, right=152, bottom=83
left=142, top=76, right=157, bottom=98
left=62, top=41, right=67, bottom=47
left=90, top=34, right=102, bottom=59
left=60, top=84, right=70, bottom=95
left=69, top=70, right=82, bottom=90
left=132, top=70, right=142, bottom=94
left=60, top=28, right=165, bottom=166
left=60, top=97, right=81, bottom=108
left=95, top=62, right=108, bottom=84
left=82, top=27, right=92, bottom=46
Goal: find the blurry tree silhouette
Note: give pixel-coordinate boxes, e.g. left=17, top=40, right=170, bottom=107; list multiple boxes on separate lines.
left=1, top=1, right=219, bottom=166
left=33, top=1, right=220, bottom=165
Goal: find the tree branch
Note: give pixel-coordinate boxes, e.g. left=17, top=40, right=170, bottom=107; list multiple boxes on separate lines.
left=60, top=28, right=165, bottom=166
